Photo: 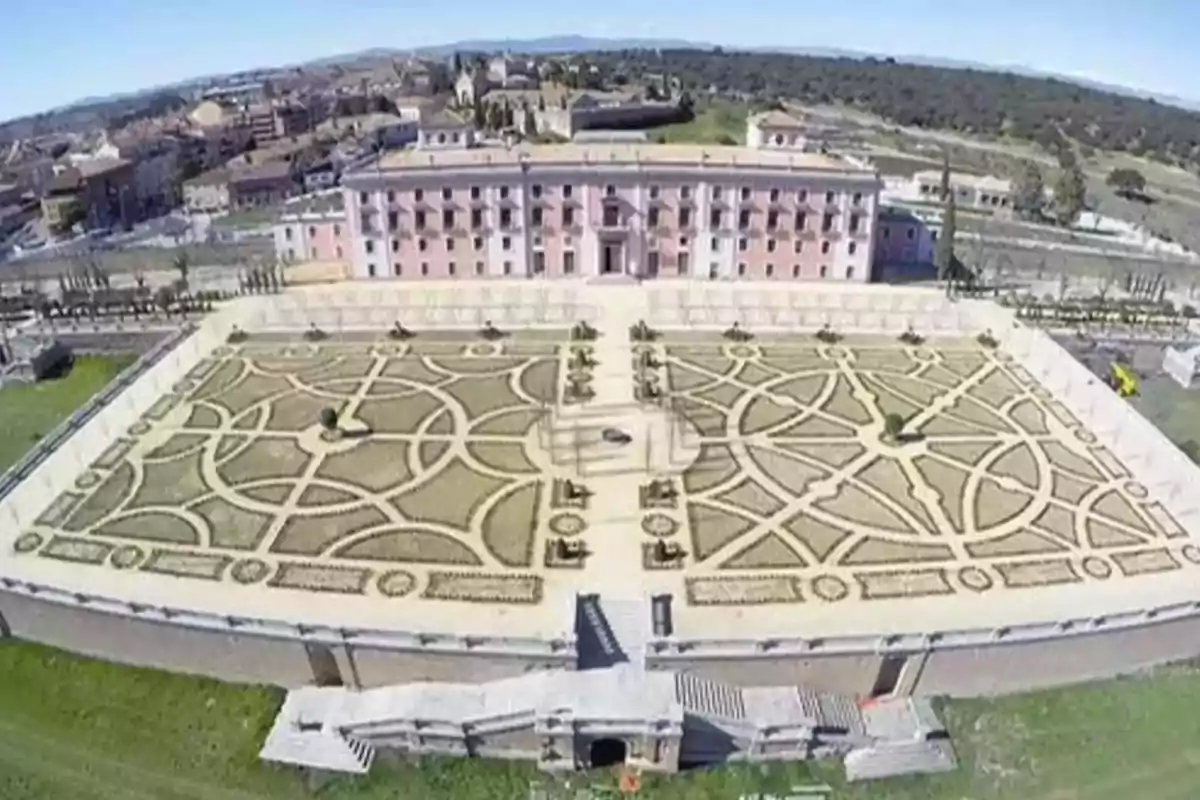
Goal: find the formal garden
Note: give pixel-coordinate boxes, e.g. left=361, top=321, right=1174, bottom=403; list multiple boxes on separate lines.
left=6, top=329, right=1200, bottom=798
left=628, top=327, right=1193, bottom=605
left=10, top=328, right=599, bottom=605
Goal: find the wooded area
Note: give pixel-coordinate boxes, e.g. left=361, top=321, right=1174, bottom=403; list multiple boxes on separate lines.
left=590, top=49, right=1200, bottom=168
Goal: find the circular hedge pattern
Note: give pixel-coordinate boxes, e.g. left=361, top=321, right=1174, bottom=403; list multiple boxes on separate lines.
left=1073, top=428, right=1098, bottom=444
left=957, top=566, right=993, bottom=592
left=641, top=513, right=679, bottom=538
left=811, top=574, right=850, bottom=602
left=1032, top=387, right=1053, bottom=399
left=549, top=513, right=586, bottom=537
left=1125, top=482, right=1149, bottom=500
left=110, top=545, right=145, bottom=569
left=727, top=345, right=757, bottom=360
left=13, top=532, right=43, bottom=554
left=212, top=346, right=234, bottom=357
left=378, top=570, right=417, bottom=598
left=75, top=471, right=102, bottom=490
left=318, top=428, right=343, bottom=443
left=1183, top=545, right=1200, bottom=565
left=231, top=559, right=270, bottom=584
left=172, top=379, right=196, bottom=394
left=826, top=347, right=849, bottom=359
left=1082, top=556, right=1113, bottom=579
left=568, top=369, right=594, bottom=384
left=127, top=421, right=151, bottom=436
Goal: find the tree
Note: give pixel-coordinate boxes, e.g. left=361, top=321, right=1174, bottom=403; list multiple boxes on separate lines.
left=937, top=154, right=951, bottom=202
left=1107, top=167, right=1147, bottom=199
left=934, top=198, right=957, bottom=292
left=172, top=252, right=190, bottom=292
left=1012, top=161, right=1045, bottom=220
left=486, top=102, right=505, bottom=131
left=1052, top=151, right=1086, bottom=227
left=523, top=107, right=537, bottom=136
left=883, top=413, right=906, bottom=441
left=472, top=97, right=486, bottom=129
left=318, top=407, right=339, bottom=432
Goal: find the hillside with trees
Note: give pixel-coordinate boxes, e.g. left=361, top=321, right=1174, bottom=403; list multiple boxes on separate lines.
left=585, top=49, right=1200, bottom=168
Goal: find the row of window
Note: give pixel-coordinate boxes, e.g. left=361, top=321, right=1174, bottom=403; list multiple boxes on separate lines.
left=361, top=257, right=855, bottom=280
left=286, top=246, right=344, bottom=261
left=283, top=223, right=343, bottom=241
left=917, top=184, right=1010, bottom=207
left=366, top=204, right=862, bottom=235
left=359, top=185, right=865, bottom=207
left=366, top=232, right=860, bottom=258
left=379, top=206, right=581, bottom=232
left=879, top=227, right=938, bottom=241
left=364, top=252, right=579, bottom=279
left=367, top=234, right=521, bottom=255
left=646, top=207, right=860, bottom=234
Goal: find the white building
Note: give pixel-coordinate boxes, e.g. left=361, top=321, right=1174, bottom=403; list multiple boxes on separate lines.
left=746, top=111, right=862, bottom=153
left=909, top=170, right=1014, bottom=214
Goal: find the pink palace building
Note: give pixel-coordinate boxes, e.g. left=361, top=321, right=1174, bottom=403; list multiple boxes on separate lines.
left=281, top=114, right=887, bottom=282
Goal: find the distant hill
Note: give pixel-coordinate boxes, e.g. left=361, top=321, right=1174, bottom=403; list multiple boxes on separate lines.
left=6, top=34, right=1200, bottom=137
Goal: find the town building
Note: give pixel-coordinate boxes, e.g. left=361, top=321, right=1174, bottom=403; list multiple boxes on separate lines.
left=183, top=162, right=298, bottom=213
left=416, top=110, right=477, bottom=150
left=244, top=102, right=312, bottom=144
left=41, top=159, right=138, bottom=232
left=746, top=110, right=863, bottom=153
left=909, top=169, right=1014, bottom=214
left=71, top=130, right=181, bottom=217
left=454, top=56, right=537, bottom=106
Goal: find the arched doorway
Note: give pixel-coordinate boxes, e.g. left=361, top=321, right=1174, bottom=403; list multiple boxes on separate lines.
left=589, top=737, right=627, bottom=768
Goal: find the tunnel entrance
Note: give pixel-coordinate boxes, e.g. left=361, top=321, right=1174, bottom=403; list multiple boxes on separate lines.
left=589, top=737, right=627, bottom=768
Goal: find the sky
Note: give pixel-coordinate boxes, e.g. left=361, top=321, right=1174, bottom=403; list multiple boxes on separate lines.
left=3, top=0, right=1199, bottom=122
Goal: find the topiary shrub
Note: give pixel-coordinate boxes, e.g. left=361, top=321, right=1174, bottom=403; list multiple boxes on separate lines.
left=815, top=324, right=841, bottom=344
left=387, top=321, right=414, bottom=340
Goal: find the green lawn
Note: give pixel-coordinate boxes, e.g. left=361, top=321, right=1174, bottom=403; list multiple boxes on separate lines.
left=5, top=354, right=1200, bottom=798
left=648, top=101, right=750, bottom=145
left=0, top=355, right=135, bottom=471
left=211, top=209, right=280, bottom=231
left=7, top=634, right=1200, bottom=800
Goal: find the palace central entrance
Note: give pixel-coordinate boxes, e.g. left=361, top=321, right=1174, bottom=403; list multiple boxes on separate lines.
left=600, top=240, right=624, bottom=275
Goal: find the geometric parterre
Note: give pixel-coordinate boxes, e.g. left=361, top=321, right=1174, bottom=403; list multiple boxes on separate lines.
left=641, top=334, right=1190, bottom=608
left=17, top=333, right=585, bottom=606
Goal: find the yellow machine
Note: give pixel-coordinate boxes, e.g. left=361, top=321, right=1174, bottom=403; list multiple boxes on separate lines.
left=1108, top=363, right=1139, bottom=398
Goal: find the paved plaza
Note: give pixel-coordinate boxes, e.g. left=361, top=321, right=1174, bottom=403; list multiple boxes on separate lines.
left=6, top=282, right=1200, bottom=642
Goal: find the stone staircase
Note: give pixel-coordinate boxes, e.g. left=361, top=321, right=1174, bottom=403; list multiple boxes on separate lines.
left=574, top=593, right=626, bottom=669
left=675, top=673, right=748, bottom=721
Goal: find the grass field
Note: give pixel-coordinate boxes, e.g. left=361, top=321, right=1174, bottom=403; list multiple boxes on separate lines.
left=7, top=633, right=1200, bottom=800
left=0, top=355, right=135, bottom=471
left=649, top=101, right=750, bottom=145
left=5, top=356, right=1200, bottom=799
left=210, top=209, right=281, bottom=232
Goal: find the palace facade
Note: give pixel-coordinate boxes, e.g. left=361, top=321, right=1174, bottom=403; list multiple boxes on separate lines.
left=277, top=114, right=885, bottom=283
